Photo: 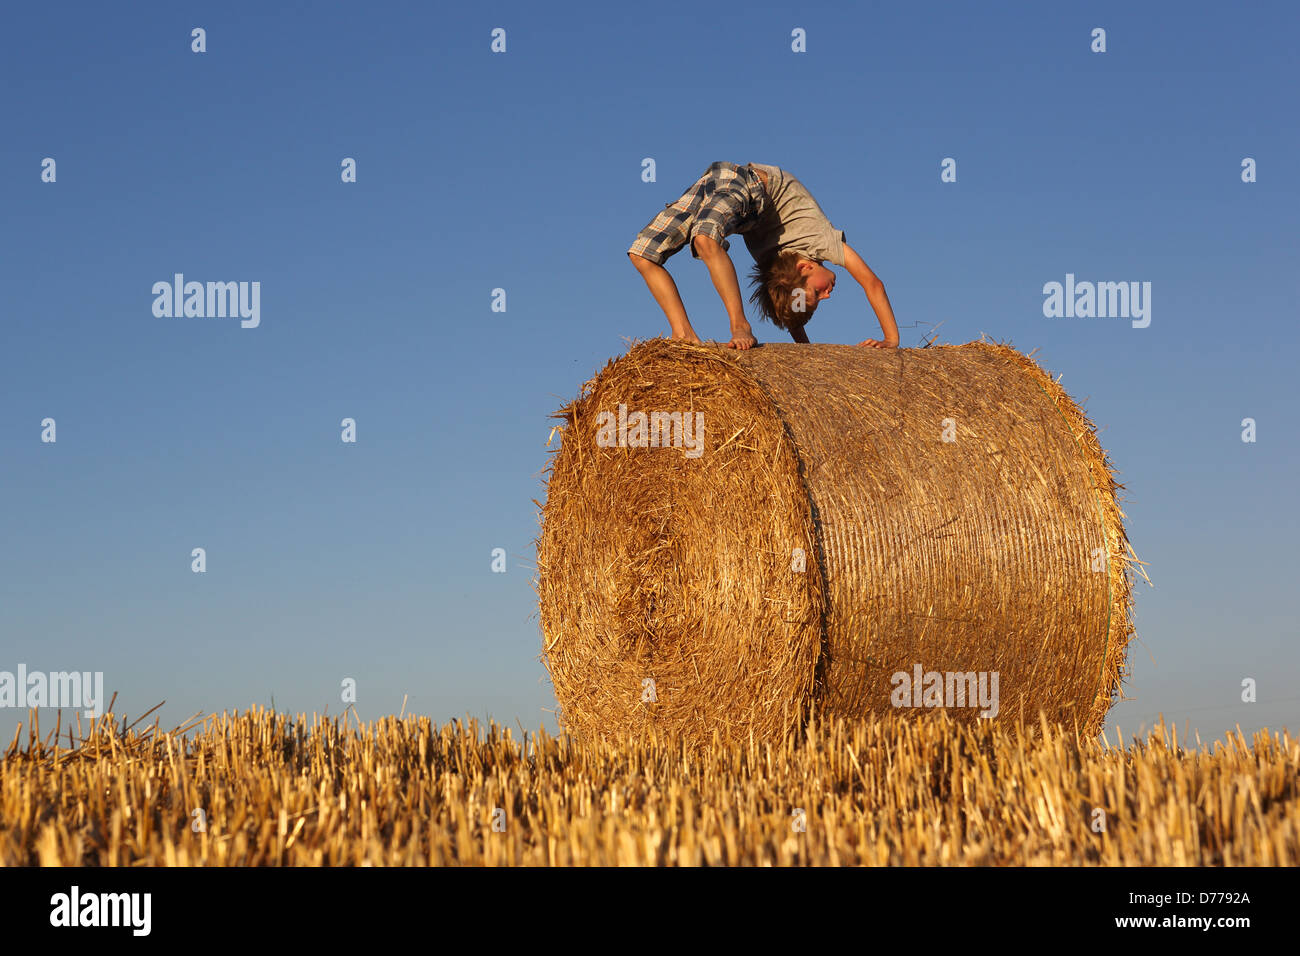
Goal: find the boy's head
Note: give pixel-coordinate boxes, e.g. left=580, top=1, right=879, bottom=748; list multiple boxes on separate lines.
left=748, top=252, right=837, bottom=330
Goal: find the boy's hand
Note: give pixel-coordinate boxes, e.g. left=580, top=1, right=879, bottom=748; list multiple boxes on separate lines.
left=857, top=338, right=898, bottom=349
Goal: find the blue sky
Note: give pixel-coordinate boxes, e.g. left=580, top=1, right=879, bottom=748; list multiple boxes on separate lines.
left=2, top=1, right=1296, bottom=747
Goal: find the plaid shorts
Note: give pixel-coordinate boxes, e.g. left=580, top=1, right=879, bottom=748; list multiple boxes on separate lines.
left=628, top=161, right=770, bottom=265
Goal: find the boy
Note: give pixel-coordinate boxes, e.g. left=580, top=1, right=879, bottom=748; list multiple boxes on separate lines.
left=627, top=161, right=899, bottom=350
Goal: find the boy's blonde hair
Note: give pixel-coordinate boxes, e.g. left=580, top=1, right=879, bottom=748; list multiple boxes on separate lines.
left=748, top=251, right=817, bottom=330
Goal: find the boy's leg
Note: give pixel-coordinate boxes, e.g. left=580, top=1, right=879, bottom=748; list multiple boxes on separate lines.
left=684, top=165, right=762, bottom=349
left=627, top=172, right=710, bottom=341
left=628, top=252, right=699, bottom=342
left=626, top=163, right=758, bottom=343
left=690, top=235, right=755, bottom=350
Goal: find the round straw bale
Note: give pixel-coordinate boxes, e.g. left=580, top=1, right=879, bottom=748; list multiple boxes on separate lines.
left=538, top=339, right=1135, bottom=745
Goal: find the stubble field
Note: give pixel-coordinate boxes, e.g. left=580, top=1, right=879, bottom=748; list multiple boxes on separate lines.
left=2, top=705, right=1295, bottom=866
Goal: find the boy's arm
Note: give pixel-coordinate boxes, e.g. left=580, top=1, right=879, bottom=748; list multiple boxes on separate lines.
left=842, top=242, right=899, bottom=348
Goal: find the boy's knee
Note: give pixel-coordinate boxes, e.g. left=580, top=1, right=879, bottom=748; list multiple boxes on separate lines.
left=691, top=234, right=719, bottom=257
left=628, top=251, right=654, bottom=271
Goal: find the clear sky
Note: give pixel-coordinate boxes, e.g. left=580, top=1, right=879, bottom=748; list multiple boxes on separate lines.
left=2, top=1, right=1296, bottom=748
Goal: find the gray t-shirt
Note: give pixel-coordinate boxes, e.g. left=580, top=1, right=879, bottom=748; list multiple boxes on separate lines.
left=742, top=163, right=847, bottom=267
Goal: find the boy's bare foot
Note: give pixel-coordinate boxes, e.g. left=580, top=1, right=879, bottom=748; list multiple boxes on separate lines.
left=672, top=330, right=702, bottom=344
left=726, top=328, right=757, bottom=350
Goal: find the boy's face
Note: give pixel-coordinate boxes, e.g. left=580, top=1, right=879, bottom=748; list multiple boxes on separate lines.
left=798, top=260, right=836, bottom=305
